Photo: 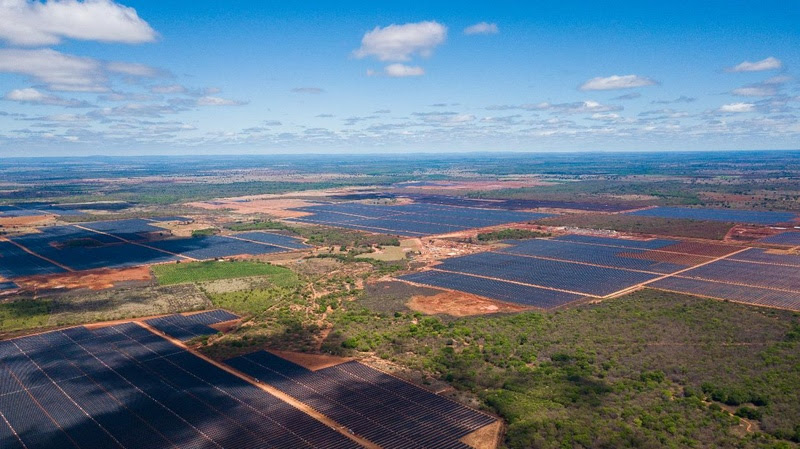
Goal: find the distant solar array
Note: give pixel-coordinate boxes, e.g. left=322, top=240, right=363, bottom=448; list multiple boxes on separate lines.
left=399, top=235, right=753, bottom=310
left=626, top=206, right=797, bottom=225
left=0, top=221, right=310, bottom=281
left=0, top=323, right=361, bottom=449
left=226, top=351, right=496, bottom=449
left=289, top=202, right=551, bottom=236
left=146, top=309, right=240, bottom=341
left=758, top=231, right=800, bottom=246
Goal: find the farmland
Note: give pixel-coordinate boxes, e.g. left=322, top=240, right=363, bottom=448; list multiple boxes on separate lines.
left=152, top=260, right=298, bottom=285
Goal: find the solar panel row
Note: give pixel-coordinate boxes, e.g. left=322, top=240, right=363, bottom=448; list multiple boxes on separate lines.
left=436, top=251, right=658, bottom=296
left=226, top=351, right=495, bottom=449
left=401, top=270, right=584, bottom=309
left=290, top=202, right=551, bottom=236
left=0, top=323, right=361, bottom=449
left=758, top=232, right=800, bottom=246
left=232, top=231, right=310, bottom=249
left=650, top=277, right=800, bottom=311
left=626, top=207, right=797, bottom=225
left=146, top=310, right=240, bottom=342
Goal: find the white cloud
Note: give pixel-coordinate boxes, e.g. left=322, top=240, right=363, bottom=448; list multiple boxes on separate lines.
left=353, top=21, right=446, bottom=61
left=0, top=48, right=106, bottom=91
left=719, top=102, right=755, bottom=113
left=195, top=96, right=246, bottom=106
left=464, top=22, right=498, bottom=35
left=732, top=85, right=777, bottom=97
left=487, top=100, right=622, bottom=114
left=727, top=57, right=782, bottom=72
left=149, top=84, right=187, bottom=94
left=0, top=0, right=156, bottom=46
left=106, top=61, right=160, bottom=77
left=4, top=87, right=92, bottom=107
left=579, top=74, right=658, bottom=91
left=384, top=63, right=425, bottom=77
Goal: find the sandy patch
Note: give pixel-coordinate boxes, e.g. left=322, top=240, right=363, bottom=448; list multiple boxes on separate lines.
left=187, top=198, right=320, bottom=218
left=268, top=349, right=352, bottom=371
left=15, top=266, right=153, bottom=291
left=460, top=421, right=503, bottom=449
left=0, top=214, right=57, bottom=227
left=408, top=290, right=528, bottom=316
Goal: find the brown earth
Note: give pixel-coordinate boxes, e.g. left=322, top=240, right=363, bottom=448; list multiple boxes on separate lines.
left=407, top=290, right=529, bottom=316
left=725, top=224, right=783, bottom=243
left=267, top=349, right=352, bottom=371
left=15, top=266, right=153, bottom=291
left=187, top=198, right=319, bottom=218
left=460, top=421, right=503, bottom=449
left=0, top=214, right=57, bottom=227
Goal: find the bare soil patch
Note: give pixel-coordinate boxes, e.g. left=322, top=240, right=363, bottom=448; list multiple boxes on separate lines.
left=187, top=198, right=320, bottom=218
left=460, top=421, right=502, bottom=449
left=15, top=266, right=153, bottom=291
left=0, top=214, right=57, bottom=227
left=268, top=349, right=352, bottom=371
left=408, top=290, right=529, bottom=316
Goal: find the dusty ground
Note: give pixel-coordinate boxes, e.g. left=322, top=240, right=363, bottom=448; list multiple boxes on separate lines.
left=15, top=266, right=153, bottom=291
left=407, top=290, right=529, bottom=316
left=725, top=224, right=783, bottom=243
left=188, top=197, right=320, bottom=218
left=0, top=214, right=57, bottom=228
left=398, top=178, right=554, bottom=192
left=460, top=421, right=503, bottom=449
left=268, top=349, right=352, bottom=371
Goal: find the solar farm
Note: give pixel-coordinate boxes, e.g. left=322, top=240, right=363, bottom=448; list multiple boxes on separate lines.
left=288, top=202, right=551, bottom=237
left=0, top=320, right=363, bottom=449
left=0, top=308, right=498, bottom=449
left=0, top=218, right=310, bottom=291
left=226, top=351, right=497, bottom=449
left=626, top=206, right=798, bottom=225
left=400, top=234, right=800, bottom=311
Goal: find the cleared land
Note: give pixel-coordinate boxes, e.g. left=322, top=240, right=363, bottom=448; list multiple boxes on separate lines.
left=152, top=260, right=296, bottom=286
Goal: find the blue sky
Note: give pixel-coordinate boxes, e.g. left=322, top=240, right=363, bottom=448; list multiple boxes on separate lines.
left=0, top=0, right=798, bottom=156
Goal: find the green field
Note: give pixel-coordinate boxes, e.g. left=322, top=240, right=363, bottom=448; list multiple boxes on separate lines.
left=152, top=260, right=298, bottom=285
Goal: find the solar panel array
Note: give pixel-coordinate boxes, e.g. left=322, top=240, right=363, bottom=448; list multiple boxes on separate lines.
left=398, top=235, right=736, bottom=308
left=649, top=247, right=800, bottom=311
left=626, top=206, right=797, bottom=225
left=0, top=281, right=18, bottom=291
left=289, top=202, right=551, bottom=236
left=402, top=270, right=584, bottom=309
left=0, top=323, right=362, bottom=449
left=226, top=351, right=496, bottom=449
left=1, top=221, right=309, bottom=282
left=758, top=231, right=800, bottom=246
left=146, top=309, right=240, bottom=341
left=232, top=232, right=311, bottom=250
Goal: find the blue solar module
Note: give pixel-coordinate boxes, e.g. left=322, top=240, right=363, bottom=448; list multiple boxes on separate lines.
left=0, top=209, right=49, bottom=217
left=678, top=258, right=800, bottom=292
left=226, top=351, right=496, bottom=449
left=233, top=231, right=310, bottom=249
left=728, top=248, right=800, bottom=267
left=0, top=281, right=18, bottom=290
left=650, top=277, right=800, bottom=311
left=147, top=235, right=285, bottom=259
left=626, top=207, right=796, bottom=225
left=0, top=324, right=362, bottom=449
left=551, top=234, right=677, bottom=249
left=436, top=252, right=658, bottom=296
left=499, top=238, right=687, bottom=273
left=401, top=270, right=584, bottom=309
left=81, top=219, right=166, bottom=241
left=45, top=242, right=179, bottom=271
left=0, top=241, right=65, bottom=278
left=290, top=202, right=552, bottom=236
left=146, top=309, right=240, bottom=341
left=759, top=232, right=800, bottom=246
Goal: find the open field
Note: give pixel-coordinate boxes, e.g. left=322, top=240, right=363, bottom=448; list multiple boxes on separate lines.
left=152, top=260, right=298, bottom=286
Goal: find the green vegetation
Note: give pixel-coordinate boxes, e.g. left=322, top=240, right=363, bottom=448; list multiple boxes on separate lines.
left=0, top=299, right=51, bottom=333
left=153, top=260, right=297, bottom=286
left=319, top=289, right=800, bottom=448
left=476, top=228, right=551, bottom=241
left=191, top=228, right=218, bottom=237
left=227, top=220, right=294, bottom=232
left=537, top=214, right=735, bottom=240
